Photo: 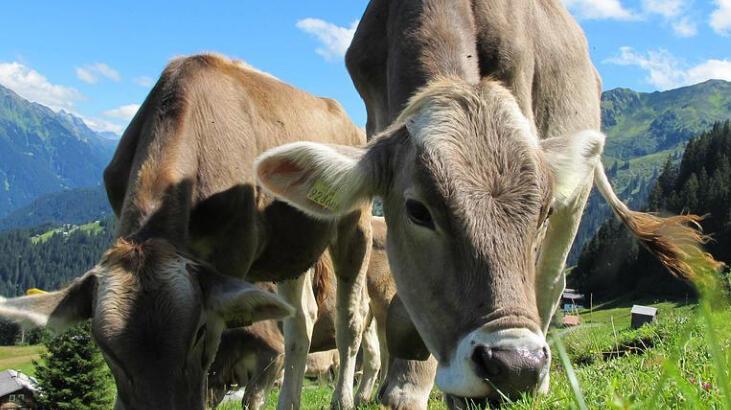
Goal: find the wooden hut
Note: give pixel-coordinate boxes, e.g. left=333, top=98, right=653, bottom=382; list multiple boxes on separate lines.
left=631, top=305, right=657, bottom=329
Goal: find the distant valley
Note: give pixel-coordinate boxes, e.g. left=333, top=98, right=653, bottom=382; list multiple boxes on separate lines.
left=0, top=84, right=115, bottom=218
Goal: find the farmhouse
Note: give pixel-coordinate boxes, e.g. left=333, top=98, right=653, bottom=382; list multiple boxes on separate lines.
left=631, top=305, right=658, bottom=329
left=0, top=370, right=38, bottom=410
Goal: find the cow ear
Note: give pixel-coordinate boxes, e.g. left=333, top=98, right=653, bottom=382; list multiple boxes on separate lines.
left=541, top=130, right=605, bottom=207
left=255, top=142, right=376, bottom=219
left=0, top=273, right=97, bottom=332
left=201, top=272, right=294, bottom=328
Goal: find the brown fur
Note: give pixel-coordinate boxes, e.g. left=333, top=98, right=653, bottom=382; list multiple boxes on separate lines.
left=312, top=251, right=335, bottom=309
left=619, top=212, right=723, bottom=278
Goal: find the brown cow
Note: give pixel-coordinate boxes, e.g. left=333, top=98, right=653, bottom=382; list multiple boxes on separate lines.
left=0, top=53, right=372, bottom=410
left=255, top=0, right=720, bottom=406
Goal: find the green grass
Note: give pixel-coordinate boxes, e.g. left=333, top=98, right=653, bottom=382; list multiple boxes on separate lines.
left=215, top=299, right=731, bottom=409
left=3, top=299, right=725, bottom=409
left=0, top=345, right=45, bottom=376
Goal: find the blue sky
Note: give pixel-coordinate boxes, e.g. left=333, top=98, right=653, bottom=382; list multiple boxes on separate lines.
left=0, top=0, right=730, bottom=134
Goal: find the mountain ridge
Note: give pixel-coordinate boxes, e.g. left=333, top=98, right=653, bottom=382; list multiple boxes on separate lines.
left=0, top=84, right=116, bottom=218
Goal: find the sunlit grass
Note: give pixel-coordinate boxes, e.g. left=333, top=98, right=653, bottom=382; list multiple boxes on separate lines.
left=0, top=345, right=45, bottom=376
left=213, top=288, right=731, bottom=409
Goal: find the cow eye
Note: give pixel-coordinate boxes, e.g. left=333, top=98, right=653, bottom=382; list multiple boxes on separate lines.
left=405, top=199, right=434, bottom=229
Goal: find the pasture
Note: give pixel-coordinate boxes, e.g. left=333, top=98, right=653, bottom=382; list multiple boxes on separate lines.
left=215, top=298, right=730, bottom=409
left=0, top=344, right=44, bottom=376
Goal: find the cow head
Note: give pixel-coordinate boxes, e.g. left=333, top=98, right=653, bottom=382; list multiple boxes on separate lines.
left=0, top=238, right=292, bottom=410
left=255, top=77, right=603, bottom=401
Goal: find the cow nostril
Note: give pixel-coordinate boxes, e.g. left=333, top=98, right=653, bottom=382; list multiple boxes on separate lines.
left=471, top=345, right=503, bottom=379
left=471, top=344, right=548, bottom=399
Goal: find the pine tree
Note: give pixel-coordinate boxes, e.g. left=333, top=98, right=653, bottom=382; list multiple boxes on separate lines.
left=34, top=322, right=114, bottom=410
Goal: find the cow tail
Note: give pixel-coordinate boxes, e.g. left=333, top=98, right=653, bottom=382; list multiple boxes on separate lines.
left=593, top=162, right=724, bottom=281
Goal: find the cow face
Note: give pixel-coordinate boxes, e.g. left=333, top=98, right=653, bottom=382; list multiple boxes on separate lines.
left=255, top=78, right=603, bottom=401
left=0, top=238, right=292, bottom=410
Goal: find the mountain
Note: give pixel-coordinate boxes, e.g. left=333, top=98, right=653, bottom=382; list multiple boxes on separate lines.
left=0, top=186, right=112, bottom=232
left=569, top=80, right=731, bottom=263
left=0, top=84, right=117, bottom=218
left=572, top=121, right=731, bottom=299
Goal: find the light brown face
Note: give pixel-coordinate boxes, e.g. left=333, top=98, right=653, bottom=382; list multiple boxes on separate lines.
left=92, top=246, right=213, bottom=409
left=44, top=239, right=293, bottom=410
left=376, top=82, right=554, bottom=399
left=0, top=239, right=292, bottom=410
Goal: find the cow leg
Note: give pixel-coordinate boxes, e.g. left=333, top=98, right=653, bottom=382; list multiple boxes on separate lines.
left=277, top=269, right=318, bottom=410
left=355, top=314, right=381, bottom=405
left=378, top=357, right=437, bottom=410
left=535, top=182, right=592, bottom=392
left=329, top=210, right=372, bottom=409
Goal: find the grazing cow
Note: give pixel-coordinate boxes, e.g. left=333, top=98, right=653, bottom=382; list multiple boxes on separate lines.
left=208, top=217, right=391, bottom=409
left=208, top=321, right=285, bottom=409
left=0, top=53, right=373, bottom=409
left=255, top=0, right=721, bottom=405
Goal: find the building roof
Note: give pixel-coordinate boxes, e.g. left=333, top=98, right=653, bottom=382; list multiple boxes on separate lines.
left=0, top=370, right=38, bottom=397
left=562, top=292, right=585, bottom=300
left=631, top=305, right=658, bottom=316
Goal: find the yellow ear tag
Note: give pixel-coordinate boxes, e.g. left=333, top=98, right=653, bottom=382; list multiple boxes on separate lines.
left=26, top=288, right=48, bottom=296
left=307, top=180, right=340, bottom=211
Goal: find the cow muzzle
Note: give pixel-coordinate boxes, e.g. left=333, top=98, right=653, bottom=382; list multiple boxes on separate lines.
left=435, top=328, right=550, bottom=400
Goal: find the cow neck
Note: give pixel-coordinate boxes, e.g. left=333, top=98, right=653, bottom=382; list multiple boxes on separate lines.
left=116, top=180, right=193, bottom=250
left=386, top=0, right=481, bottom=117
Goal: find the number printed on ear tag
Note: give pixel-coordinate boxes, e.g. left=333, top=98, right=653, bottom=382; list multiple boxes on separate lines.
left=307, top=180, right=340, bottom=210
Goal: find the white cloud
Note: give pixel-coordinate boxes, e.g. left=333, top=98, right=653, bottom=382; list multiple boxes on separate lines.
left=75, top=63, right=121, bottom=84
left=640, top=0, right=698, bottom=37
left=296, top=18, right=358, bottom=61
left=605, top=47, right=731, bottom=89
left=672, top=16, right=697, bottom=37
left=133, top=76, right=154, bottom=87
left=711, top=0, right=731, bottom=35
left=685, top=59, right=731, bottom=84
left=642, top=0, right=684, bottom=17
left=562, top=0, right=638, bottom=20
left=0, top=61, right=83, bottom=111
left=81, top=116, right=124, bottom=135
left=102, top=104, right=140, bottom=121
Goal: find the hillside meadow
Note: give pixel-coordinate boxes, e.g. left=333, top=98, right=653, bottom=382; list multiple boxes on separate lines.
left=2, top=293, right=728, bottom=409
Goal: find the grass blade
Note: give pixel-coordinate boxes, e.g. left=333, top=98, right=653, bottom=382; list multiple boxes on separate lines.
left=552, top=335, right=588, bottom=410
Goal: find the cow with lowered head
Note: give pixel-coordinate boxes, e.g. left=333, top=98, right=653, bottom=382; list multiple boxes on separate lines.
left=0, top=53, right=373, bottom=410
